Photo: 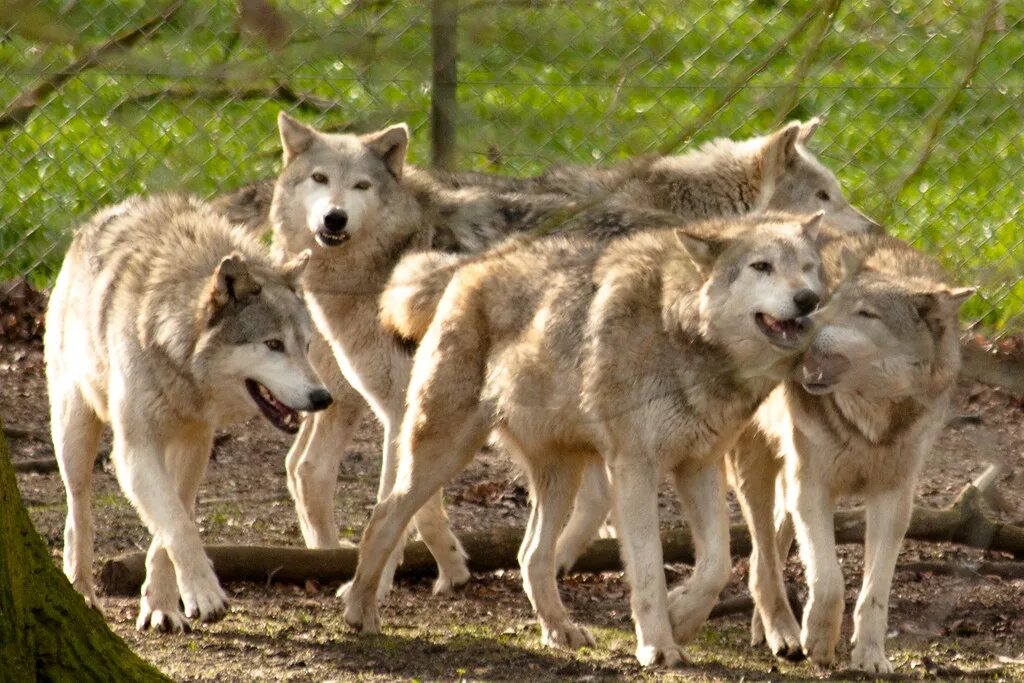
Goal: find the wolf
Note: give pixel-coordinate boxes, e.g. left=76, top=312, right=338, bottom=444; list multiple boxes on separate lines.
left=728, top=233, right=973, bottom=672
left=244, top=113, right=874, bottom=596
left=396, top=116, right=881, bottom=236
left=343, top=212, right=825, bottom=667
left=45, top=194, right=331, bottom=632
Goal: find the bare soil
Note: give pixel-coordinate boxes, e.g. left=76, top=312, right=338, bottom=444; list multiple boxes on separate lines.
left=4, top=338, right=1023, bottom=682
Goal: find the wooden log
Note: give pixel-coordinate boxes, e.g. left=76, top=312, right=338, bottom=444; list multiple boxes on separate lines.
left=98, top=481, right=1024, bottom=595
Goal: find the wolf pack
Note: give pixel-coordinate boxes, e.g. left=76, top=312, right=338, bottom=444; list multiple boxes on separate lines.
left=44, top=110, right=976, bottom=675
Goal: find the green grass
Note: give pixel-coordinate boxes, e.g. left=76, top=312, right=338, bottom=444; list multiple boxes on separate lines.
left=1, top=0, right=1021, bottom=329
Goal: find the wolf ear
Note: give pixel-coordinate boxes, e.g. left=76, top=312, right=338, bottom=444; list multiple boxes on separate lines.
left=797, top=117, right=822, bottom=145
left=206, top=252, right=262, bottom=323
left=838, top=246, right=861, bottom=280
left=281, top=249, right=310, bottom=285
left=676, top=230, right=727, bottom=273
left=760, top=121, right=802, bottom=181
left=911, top=286, right=975, bottom=335
left=800, top=211, right=824, bottom=242
left=363, top=123, right=409, bottom=180
left=278, top=111, right=316, bottom=165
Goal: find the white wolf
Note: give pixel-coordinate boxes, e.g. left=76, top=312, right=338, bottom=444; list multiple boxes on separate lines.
left=46, top=194, right=331, bottom=632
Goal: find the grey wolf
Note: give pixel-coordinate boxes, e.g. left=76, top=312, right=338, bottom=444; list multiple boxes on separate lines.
left=242, top=114, right=873, bottom=596
left=344, top=212, right=825, bottom=667
left=728, top=233, right=972, bottom=672
left=45, top=194, right=331, bottom=632
left=398, top=117, right=881, bottom=236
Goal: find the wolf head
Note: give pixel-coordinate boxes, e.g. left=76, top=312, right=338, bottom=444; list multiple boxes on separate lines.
left=271, top=112, right=413, bottom=253
left=194, top=249, right=332, bottom=432
left=680, top=212, right=825, bottom=379
left=753, top=118, right=881, bottom=234
left=798, top=256, right=973, bottom=398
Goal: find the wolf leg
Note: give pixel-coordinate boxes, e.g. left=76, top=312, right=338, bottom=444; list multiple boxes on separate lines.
left=343, top=315, right=492, bottom=634
left=412, top=489, right=471, bottom=595
left=728, top=433, right=802, bottom=659
left=667, top=461, right=732, bottom=646
left=554, top=457, right=612, bottom=574
left=342, top=409, right=488, bottom=634
left=751, top=474, right=795, bottom=646
left=519, top=457, right=595, bottom=650
left=286, top=367, right=366, bottom=549
left=849, top=485, right=913, bottom=674
left=109, top=398, right=227, bottom=626
left=609, top=457, right=685, bottom=667
left=51, top=383, right=104, bottom=610
left=137, top=427, right=215, bottom=632
left=789, top=474, right=842, bottom=668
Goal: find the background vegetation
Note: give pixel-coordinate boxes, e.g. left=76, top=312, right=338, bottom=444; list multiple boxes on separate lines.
left=1, top=0, right=1021, bottom=329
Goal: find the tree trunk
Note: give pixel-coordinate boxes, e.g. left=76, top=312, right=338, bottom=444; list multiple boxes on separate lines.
left=0, top=422, right=167, bottom=681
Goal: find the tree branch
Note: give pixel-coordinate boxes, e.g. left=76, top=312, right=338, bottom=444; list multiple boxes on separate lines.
left=0, top=0, right=184, bottom=130
left=110, top=82, right=345, bottom=114
left=770, top=0, right=841, bottom=127
left=888, top=0, right=1000, bottom=202
left=657, top=0, right=832, bottom=155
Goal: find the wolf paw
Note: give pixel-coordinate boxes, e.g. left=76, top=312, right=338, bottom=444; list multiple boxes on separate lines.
left=540, top=621, right=596, bottom=650
left=635, top=642, right=687, bottom=668
left=763, top=613, right=804, bottom=661
left=72, top=580, right=103, bottom=615
left=432, top=565, right=471, bottom=596
left=137, top=597, right=190, bottom=633
left=343, top=596, right=381, bottom=635
left=179, top=572, right=228, bottom=623
left=850, top=642, right=893, bottom=674
left=801, top=628, right=837, bottom=669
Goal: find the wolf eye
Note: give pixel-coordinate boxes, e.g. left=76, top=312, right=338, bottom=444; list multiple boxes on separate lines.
left=311, top=172, right=328, bottom=184
left=816, top=190, right=831, bottom=202
left=353, top=180, right=371, bottom=190
left=750, top=261, right=773, bottom=274
left=264, top=339, right=285, bottom=352
left=857, top=309, right=880, bottom=320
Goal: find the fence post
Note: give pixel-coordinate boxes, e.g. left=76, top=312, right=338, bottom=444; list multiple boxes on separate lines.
left=431, top=0, right=458, bottom=170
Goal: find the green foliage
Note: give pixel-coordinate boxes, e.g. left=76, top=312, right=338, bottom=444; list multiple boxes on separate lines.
left=0, top=0, right=1021, bottom=327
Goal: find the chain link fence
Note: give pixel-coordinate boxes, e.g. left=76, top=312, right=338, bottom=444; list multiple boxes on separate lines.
left=1, top=0, right=1021, bottom=333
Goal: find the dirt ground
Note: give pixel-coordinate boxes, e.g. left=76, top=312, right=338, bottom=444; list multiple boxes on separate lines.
left=3, top=337, right=1024, bottom=682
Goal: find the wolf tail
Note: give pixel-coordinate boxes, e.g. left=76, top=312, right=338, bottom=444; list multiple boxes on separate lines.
left=380, top=251, right=467, bottom=342
left=210, top=179, right=275, bottom=234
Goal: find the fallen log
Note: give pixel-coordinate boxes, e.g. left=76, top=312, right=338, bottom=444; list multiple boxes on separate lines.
left=98, top=469, right=1024, bottom=595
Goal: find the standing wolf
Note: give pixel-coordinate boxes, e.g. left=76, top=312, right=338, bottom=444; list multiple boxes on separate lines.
left=729, top=233, right=972, bottom=672
left=46, top=194, right=331, bottom=632
left=344, top=213, right=824, bottom=667
left=253, top=113, right=875, bottom=596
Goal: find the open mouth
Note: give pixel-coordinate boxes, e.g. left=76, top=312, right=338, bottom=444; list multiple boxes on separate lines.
left=755, top=312, right=810, bottom=349
left=800, top=378, right=837, bottom=395
left=245, top=379, right=300, bottom=434
left=315, top=229, right=349, bottom=247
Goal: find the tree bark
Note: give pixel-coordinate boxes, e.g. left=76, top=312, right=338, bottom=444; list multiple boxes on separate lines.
left=99, top=472, right=1024, bottom=595
left=0, top=421, right=167, bottom=681
left=430, top=0, right=459, bottom=170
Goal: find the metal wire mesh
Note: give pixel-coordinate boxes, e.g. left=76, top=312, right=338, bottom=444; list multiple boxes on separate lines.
left=0, top=0, right=1021, bottom=332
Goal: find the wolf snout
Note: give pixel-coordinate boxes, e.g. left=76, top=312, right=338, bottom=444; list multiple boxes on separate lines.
left=307, top=388, right=333, bottom=411
left=793, top=289, right=820, bottom=316
left=323, top=209, right=348, bottom=233
left=799, top=351, right=850, bottom=394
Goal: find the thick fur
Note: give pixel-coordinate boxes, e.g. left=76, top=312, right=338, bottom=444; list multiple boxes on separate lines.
left=45, top=194, right=328, bottom=632
left=259, top=113, right=875, bottom=597
left=728, top=232, right=972, bottom=672
left=343, top=213, right=825, bottom=667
